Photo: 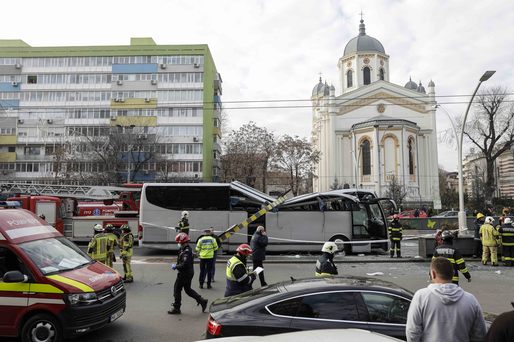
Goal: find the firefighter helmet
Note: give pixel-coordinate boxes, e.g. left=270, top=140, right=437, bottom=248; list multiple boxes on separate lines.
left=476, top=213, right=485, bottom=220
left=104, top=224, right=114, bottom=232
left=504, top=217, right=512, bottom=225
left=175, top=232, right=190, bottom=244
left=93, top=224, right=104, bottom=233
left=121, top=224, right=131, bottom=232
left=441, top=230, right=454, bottom=241
left=485, top=216, right=494, bottom=224
left=181, top=211, right=189, bottom=218
left=321, top=241, right=338, bottom=254
left=236, top=243, right=253, bottom=256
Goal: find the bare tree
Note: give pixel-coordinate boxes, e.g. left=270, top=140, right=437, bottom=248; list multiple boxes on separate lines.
left=273, top=135, right=320, bottom=196
left=384, top=175, right=408, bottom=208
left=463, top=87, right=514, bottom=203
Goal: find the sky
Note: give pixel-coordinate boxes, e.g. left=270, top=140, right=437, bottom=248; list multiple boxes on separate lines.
left=1, top=0, right=513, bottom=172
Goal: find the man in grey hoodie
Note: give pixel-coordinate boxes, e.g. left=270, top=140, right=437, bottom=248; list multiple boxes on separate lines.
left=406, top=257, right=486, bottom=342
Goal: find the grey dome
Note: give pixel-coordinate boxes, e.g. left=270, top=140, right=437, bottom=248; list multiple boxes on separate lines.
left=404, top=77, right=417, bottom=90
left=312, top=78, right=330, bottom=97
left=343, top=19, right=385, bottom=57
left=417, top=81, right=426, bottom=94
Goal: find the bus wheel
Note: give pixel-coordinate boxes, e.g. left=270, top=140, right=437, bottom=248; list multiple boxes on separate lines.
left=330, top=235, right=351, bottom=255
left=21, top=313, right=62, bottom=342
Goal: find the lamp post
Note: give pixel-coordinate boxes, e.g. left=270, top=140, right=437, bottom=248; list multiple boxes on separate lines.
left=456, top=71, right=495, bottom=231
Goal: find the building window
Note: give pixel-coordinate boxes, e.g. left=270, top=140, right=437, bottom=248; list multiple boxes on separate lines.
left=408, top=137, right=415, bottom=175
left=379, top=68, right=385, bottom=81
left=27, top=75, right=38, bottom=84
left=347, top=70, right=353, bottom=88
left=361, top=139, right=371, bottom=175
left=363, top=67, right=371, bottom=85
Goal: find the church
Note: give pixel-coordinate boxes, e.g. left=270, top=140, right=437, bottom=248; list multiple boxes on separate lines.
left=311, top=19, right=441, bottom=208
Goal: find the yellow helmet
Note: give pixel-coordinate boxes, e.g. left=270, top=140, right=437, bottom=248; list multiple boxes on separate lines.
left=476, top=213, right=485, bottom=220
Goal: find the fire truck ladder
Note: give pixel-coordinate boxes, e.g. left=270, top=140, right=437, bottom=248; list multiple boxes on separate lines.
left=0, top=181, right=131, bottom=200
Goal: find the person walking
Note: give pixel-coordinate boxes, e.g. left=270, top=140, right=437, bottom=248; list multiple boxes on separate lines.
left=87, top=224, right=108, bottom=265
left=498, top=217, right=514, bottom=266
left=104, top=224, right=118, bottom=268
left=388, top=214, right=403, bottom=258
left=315, top=242, right=338, bottom=276
left=168, top=233, right=208, bottom=315
left=225, top=244, right=255, bottom=297
left=210, top=229, right=222, bottom=282
left=119, top=224, right=134, bottom=283
left=473, top=212, right=485, bottom=258
left=433, top=230, right=471, bottom=285
left=480, top=216, right=500, bottom=266
left=177, top=210, right=190, bottom=235
left=196, top=228, right=218, bottom=289
left=250, top=225, right=268, bottom=286
left=406, top=257, right=487, bottom=342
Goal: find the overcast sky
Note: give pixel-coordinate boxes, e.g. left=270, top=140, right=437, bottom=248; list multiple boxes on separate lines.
left=2, top=0, right=513, bottom=171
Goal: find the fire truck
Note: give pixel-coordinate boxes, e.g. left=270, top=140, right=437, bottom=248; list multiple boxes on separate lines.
left=0, top=182, right=141, bottom=242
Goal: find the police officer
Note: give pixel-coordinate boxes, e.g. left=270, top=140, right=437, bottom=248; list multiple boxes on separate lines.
left=196, top=228, right=218, bottom=289
left=87, top=224, right=109, bottom=265
left=169, top=233, right=207, bottom=315
left=225, top=244, right=255, bottom=297
left=433, top=231, right=471, bottom=285
left=315, top=242, right=338, bottom=276
left=104, top=224, right=118, bottom=268
left=177, top=211, right=190, bottom=235
left=119, top=224, right=134, bottom=282
left=389, top=214, right=403, bottom=258
left=480, top=216, right=499, bottom=266
left=498, top=218, right=514, bottom=266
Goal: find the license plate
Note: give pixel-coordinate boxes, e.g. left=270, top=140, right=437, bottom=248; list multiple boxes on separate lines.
left=110, top=308, right=124, bottom=322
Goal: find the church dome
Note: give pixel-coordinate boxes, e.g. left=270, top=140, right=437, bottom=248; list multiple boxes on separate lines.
left=312, top=78, right=330, bottom=97
left=343, top=19, right=385, bottom=57
left=417, top=81, right=426, bottom=94
left=404, top=77, right=417, bottom=90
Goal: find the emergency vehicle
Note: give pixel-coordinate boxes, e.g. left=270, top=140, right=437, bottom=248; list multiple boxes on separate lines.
left=0, top=208, right=126, bottom=342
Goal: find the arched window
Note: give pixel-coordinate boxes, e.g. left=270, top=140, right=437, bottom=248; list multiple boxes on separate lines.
left=408, top=138, right=415, bottom=175
left=363, top=67, right=371, bottom=85
left=384, top=136, right=396, bottom=178
left=379, top=68, right=385, bottom=81
left=361, top=139, right=371, bottom=175
left=347, top=70, right=353, bottom=88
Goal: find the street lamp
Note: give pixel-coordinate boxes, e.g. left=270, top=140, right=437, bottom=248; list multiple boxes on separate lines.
left=456, top=70, right=495, bottom=231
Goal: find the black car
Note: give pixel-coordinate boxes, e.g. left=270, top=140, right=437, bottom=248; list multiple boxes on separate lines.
left=206, top=276, right=413, bottom=340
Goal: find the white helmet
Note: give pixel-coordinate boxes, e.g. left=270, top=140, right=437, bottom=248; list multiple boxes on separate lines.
left=93, top=224, right=104, bottom=233
left=321, top=241, right=338, bottom=254
left=504, top=217, right=512, bottom=225
left=485, top=216, right=494, bottom=224
left=181, top=211, right=189, bottom=218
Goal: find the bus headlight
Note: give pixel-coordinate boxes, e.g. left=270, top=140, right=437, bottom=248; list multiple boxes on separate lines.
left=67, top=292, right=98, bottom=305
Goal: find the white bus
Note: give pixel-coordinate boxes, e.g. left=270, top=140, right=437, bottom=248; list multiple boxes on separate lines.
left=139, top=181, right=395, bottom=253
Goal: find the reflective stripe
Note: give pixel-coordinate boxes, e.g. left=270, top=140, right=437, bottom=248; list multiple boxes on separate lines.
left=456, top=258, right=465, bottom=265
left=452, top=276, right=459, bottom=281
left=236, top=273, right=248, bottom=282
left=28, top=298, right=65, bottom=306
left=5, top=225, right=56, bottom=239
left=30, top=283, right=64, bottom=294
left=447, top=258, right=455, bottom=263
left=315, top=272, right=333, bottom=277
left=0, top=297, right=28, bottom=306
left=461, top=268, right=469, bottom=273
left=47, top=275, right=94, bottom=292
left=0, top=282, right=30, bottom=292
left=502, top=242, right=514, bottom=246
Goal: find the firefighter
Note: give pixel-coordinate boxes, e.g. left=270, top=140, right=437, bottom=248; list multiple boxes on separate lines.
left=87, top=224, right=108, bottom=264
left=389, top=214, right=403, bottom=258
left=225, top=244, right=255, bottom=297
left=315, top=242, right=338, bottom=276
left=480, top=216, right=500, bottom=266
left=473, top=213, right=485, bottom=258
left=498, top=217, right=514, bottom=266
left=168, top=233, right=208, bottom=315
left=119, top=224, right=134, bottom=282
left=176, top=211, right=190, bottom=235
left=104, top=224, right=118, bottom=268
left=433, top=230, right=471, bottom=285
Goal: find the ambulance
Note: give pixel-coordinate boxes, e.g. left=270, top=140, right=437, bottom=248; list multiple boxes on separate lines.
left=0, top=209, right=126, bottom=342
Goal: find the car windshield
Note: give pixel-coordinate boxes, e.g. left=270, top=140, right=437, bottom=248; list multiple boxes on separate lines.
left=19, top=237, right=91, bottom=275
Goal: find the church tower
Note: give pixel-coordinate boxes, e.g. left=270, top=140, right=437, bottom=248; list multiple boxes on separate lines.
left=337, top=19, right=390, bottom=94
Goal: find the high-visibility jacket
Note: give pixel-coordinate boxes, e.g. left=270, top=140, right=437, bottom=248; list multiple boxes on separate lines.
left=120, top=233, right=134, bottom=258
left=178, top=218, right=189, bottom=233
left=498, top=225, right=514, bottom=247
left=388, top=220, right=403, bottom=241
left=433, top=242, right=470, bottom=284
left=87, top=233, right=109, bottom=261
left=105, top=233, right=118, bottom=253
left=480, top=223, right=499, bottom=247
left=225, top=255, right=252, bottom=297
left=195, top=235, right=218, bottom=259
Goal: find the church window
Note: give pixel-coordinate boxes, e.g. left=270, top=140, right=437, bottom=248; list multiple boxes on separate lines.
left=379, top=68, right=385, bottom=81
left=347, top=70, right=353, bottom=88
left=363, top=67, right=371, bottom=85
left=361, top=139, right=371, bottom=175
left=408, top=137, right=415, bottom=175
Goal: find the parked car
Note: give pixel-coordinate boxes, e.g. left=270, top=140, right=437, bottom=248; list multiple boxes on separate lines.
left=388, top=209, right=427, bottom=219
left=205, top=276, right=413, bottom=340
left=432, top=210, right=459, bottom=218
left=197, top=328, right=402, bottom=342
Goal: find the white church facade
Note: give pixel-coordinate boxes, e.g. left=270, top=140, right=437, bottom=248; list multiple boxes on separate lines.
left=311, top=19, right=441, bottom=208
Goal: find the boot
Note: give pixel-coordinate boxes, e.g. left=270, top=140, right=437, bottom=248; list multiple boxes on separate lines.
left=198, top=298, right=208, bottom=313
left=168, top=307, right=181, bottom=315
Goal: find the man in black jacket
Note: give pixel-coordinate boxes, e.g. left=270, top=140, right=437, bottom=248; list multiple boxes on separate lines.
left=168, top=233, right=207, bottom=315
left=250, top=225, right=268, bottom=286
left=315, top=242, right=338, bottom=276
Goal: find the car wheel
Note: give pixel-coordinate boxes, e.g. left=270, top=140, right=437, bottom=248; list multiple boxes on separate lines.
left=21, top=313, right=62, bottom=342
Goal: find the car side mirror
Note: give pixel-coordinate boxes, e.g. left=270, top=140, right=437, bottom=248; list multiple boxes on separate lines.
left=3, top=270, right=28, bottom=283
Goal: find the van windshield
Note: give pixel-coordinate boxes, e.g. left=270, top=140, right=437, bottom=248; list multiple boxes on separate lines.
left=19, top=237, right=91, bottom=275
